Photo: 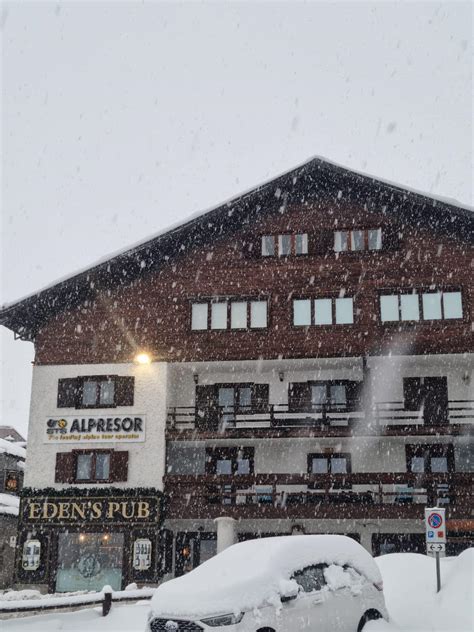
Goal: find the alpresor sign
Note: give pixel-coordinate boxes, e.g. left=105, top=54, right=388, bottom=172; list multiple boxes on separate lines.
left=44, top=415, right=146, bottom=443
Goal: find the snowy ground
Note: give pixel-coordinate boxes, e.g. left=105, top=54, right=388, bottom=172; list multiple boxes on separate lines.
left=1, top=550, right=472, bottom=632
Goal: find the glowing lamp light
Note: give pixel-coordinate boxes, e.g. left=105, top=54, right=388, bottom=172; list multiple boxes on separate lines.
left=79, top=534, right=86, bottom=542
left=135, top=352, right=151, bottom=365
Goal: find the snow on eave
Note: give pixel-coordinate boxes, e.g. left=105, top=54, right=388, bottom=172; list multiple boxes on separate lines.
left=1, top=154, right=472, bottom=316
left=0, top=438, right=26, bottom=460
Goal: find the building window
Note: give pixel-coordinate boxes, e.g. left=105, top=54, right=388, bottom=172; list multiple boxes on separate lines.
left=278, top=234, right=292, bottom=256
left=289, top=381, right=362, bottom=413
left=293, top=297, right=354, bottom=326
left=308, top=452, right=352, bottom=489
left=206, top=447, right=254, bottom=477
left=261, top=235, right=275, bottom=257
left=191, top=300, right=268, bottom=330
left=57, top=376, right=134, bottom=409
left=82, top=379, right=115, bottom=407
left=191, top=303, right=208, bottom=330
left=406, top=444, right=454, bottom=473
left=334, top=228, right=383, bottom=252
left=261, top=234, right=308, bottom=257
left=380, top=290, right=463, bottom=323
left=75, top=451, right=111, bottom=482
left=55, top=450, right=129, bottom=484
left=231, top=302, right=247, bottom=329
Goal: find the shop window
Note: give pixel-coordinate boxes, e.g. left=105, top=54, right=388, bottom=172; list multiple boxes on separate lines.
left=55, top=450, right=128, bottom=484
left=57, top=375, right=134, bottom=409
left=56, top=532, right=124, bottom=592
left=22, top=539, right=41, bottom=571
left=293, top=297, right=354, bottom=326
left=380, top=290, right=463, bottom=323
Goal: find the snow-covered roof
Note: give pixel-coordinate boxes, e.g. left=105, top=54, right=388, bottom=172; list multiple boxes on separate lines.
left=0, top=437, right=26, bottom=460
left=1, top=154, right=472, bottom=341
left=151, top=534, right=382, bottom=618
left=0, top=493, right=20, bottom=517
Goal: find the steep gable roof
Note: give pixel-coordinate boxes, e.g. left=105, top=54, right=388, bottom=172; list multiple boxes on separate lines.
left=1, top=155, right=472, bottom=341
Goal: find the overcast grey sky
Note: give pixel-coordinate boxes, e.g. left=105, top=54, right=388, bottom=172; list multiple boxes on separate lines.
left=1, top=1, right=472, bottom=437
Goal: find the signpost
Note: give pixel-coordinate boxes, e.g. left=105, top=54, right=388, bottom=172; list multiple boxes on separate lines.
left=425, top=507, right=446, bottom=593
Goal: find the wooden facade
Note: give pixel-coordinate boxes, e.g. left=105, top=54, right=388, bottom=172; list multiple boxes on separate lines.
left=31, top=205, right=472, bottom=366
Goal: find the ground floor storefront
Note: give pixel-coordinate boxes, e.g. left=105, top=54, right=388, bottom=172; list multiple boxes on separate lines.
left=164, top=517, right=474, bottom=577
left=15, top=488, right=170, bottom=592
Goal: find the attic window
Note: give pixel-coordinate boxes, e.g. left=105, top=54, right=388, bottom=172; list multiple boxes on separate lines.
left=261, top=234, right=308, bottom=257
left=334, top=228, right=382, bottom=252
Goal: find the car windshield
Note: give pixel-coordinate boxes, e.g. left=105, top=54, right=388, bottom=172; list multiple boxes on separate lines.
left=292, top=564, right=327, bottom=593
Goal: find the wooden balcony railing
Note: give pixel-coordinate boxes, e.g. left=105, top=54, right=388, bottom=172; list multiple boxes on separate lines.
left=166, top=401, right=474, bottom=434
left=164, top=472, right=473, bottom=520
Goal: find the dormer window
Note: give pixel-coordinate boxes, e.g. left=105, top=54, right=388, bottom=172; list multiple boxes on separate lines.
left=261, top=234, right=308, bottom=257
left=334, top=228, right=382, bottom=252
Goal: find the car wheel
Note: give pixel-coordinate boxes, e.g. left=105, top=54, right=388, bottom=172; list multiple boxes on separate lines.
left=357, top=609, right=383, bottom=632
left=256, top=628, right=276, bottom=632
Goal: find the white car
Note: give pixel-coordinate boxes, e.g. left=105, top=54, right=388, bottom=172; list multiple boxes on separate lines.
left=147, top=534, right=389, bottom=631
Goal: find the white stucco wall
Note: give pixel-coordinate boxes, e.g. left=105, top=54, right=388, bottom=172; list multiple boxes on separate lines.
left=24, top=362, right=168, bottom=490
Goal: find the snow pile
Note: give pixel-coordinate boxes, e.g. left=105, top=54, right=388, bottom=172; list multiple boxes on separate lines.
left=0, top=438, right=26, bottom=460
left=0, top=493, right=20, bottom=517
left=151, top=534, right=381, bottom=618
left=368, top=549, right=473, bottom=632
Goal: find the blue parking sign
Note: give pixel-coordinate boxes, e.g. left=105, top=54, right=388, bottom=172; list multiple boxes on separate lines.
left=428, top=531, right=434, bottom=538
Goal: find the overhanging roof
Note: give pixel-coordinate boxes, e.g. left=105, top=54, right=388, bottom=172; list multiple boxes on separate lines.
left=1, top=155, right=473, bottom=341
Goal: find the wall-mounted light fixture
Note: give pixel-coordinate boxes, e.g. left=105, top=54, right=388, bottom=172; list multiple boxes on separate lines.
left=462, top=371, right=470, bottom=385
left=134, top=352, right=151, bottom=365
left=193, top=373, right=199, bottom=385
left=278, top=371, right=285, bottom=382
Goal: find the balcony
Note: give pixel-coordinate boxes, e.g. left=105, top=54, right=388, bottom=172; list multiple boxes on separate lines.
left=166, top=400, right=474, bottom=438
left=164, top=472, right=473, bottom=521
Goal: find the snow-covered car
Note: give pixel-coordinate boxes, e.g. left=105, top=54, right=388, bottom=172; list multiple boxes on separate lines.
left=147, top=534, right=389, bottom=631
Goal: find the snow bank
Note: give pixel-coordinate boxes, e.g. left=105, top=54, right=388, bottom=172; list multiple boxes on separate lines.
left=0, top=587, right=155, bottom=610
left=151, top=534, right=381, bottom=618
left=0, top=438, right=26, bottom=460
left=368, top=549, right=474, bottom=632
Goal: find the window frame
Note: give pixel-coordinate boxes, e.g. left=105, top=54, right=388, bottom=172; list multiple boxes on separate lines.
left=190, top=298, right=269, bottom=332
left=307, top=452, right=352, bottom=490
left=292, top=295, right=355, bottom=328
left=334, top=228, right=383, bottom=253
left=406, top=444, right=455, bottom=474
left=72, top=449, right=113, bottom=484
left=379, top=288, right=465, bottom=325
left=260, top=233, right=309, bottom=258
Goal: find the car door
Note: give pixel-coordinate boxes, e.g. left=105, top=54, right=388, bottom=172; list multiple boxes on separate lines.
left=321, top=564, right=368, bottom=631
left=277, top=565, right=332, bottom=631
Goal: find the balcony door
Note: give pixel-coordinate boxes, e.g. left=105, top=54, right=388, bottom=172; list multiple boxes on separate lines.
left=403, top=377, right=448, bottom=425
left=195, top=383, right=269, bottom=430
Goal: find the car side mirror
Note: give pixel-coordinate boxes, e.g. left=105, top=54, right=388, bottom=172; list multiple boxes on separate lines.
left=280, top=581, right=300, bottom=602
